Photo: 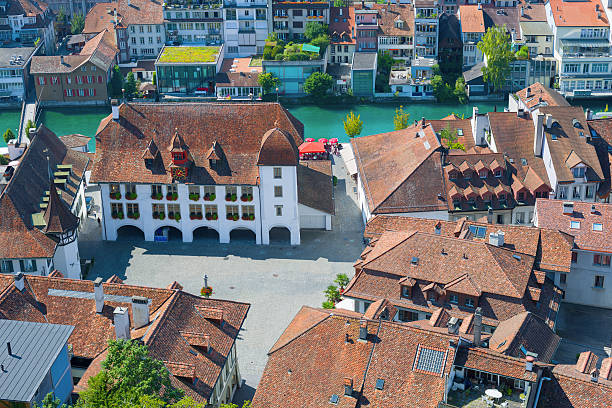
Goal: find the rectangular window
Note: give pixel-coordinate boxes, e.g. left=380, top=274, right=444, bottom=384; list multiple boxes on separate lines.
left=275, top=205, right=283, bottom=216
left=242, top=205, right=255, bottom=220
left=125, top=183, right=136, bottom=195
left=273, top=167, right=282, bottom=179
left=19, top=259, right=37, bottom=272
left=449, top=293, right=458, bottom=304
left=241, top=186, right=253, bottom=199
left=465, top=297, right=474, bottom=307
left=189, top=204, right=202, bottom=218
left=226, top=186, right=237, bottom=200
left=398, top=309, right=419, bottom=322
left=0, top=260, right=13, bottom=273
left=188, top=185, right=200, bottom=196
left=151, top=184, right=162, bottom=197
left=570, top=221, right=580, bottom=229
left=571, top=252, right=578, bottom=263
left=604, top=255, right=611, bottom=266
left=274, top=186, right=283, bottom=197
left=205, top=204, right=217, bottom=219
left=226, top=205, right=239, bottom=217
left=204, top=185, right=215, bottom=198
left=167, top=184, right=178, bottom=196
left=595, top=275, right=605, bottom=288
left=560, top=273, right=567, bottom=284
left=152, top=203, right=164, bottom=218
left=110, top=183, right=120, bottom=195
left=167, top=203, right=180, bottom=219
left=126, top=203, right=139, bottom=218
left=111, top=202, right=123, bottom=217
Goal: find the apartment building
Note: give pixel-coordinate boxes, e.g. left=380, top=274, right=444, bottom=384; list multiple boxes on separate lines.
left=413, top=0, right=440, bottom=58
left=458, top=5, right=484, bottom=68
left=92, top=102, right=334, bottom=245
left=0, top=47, right=35, bottom=101
left=376, top=3, right=414, bottom=62
left=122, top=0, right=166, bottom=59
left=0, top=126, right=88, bottom=280
left=272, top=0, right=329, bottom=41
left=520, top=3, right=553, bottom=57
left=0, top=0, right=55, bottom=54
left=223, top=0, right=269, bottom=57
left=354, top=7, right=378, bottom=52
left=164, top=1, right=223, bottom=45
left=328, top=6, right=355, bottom=65
left=30, top=29, right=117, bottom=103
left=546, top=0, right=612, bottom=97
left=534, top=200, right=612, bottom=308
left=44, top=0, right=108, bottom=17
left=0, top=273, right=250, bottom=407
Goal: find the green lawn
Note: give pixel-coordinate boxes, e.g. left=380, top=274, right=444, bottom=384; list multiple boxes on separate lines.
left=158, top=46, right=220, bottom=63
left=249, top=56, right=263, bottom=67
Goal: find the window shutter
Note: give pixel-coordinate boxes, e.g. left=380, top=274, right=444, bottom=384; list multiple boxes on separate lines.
left=64, top=89, right=67, bottom=97
left=94, top=88, right=96, bottom=96
left=98, top=75, right=102, bottom=83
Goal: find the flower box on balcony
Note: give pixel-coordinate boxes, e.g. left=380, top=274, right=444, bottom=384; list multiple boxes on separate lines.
left=190, top=213, right=203, bottom=220
left=227, top=214, right=239, bottom=221
left=125, top=192, right=137, bottom=200
left=166, top=192, right=178, bottom=201
left=206, top=213, right=218, bottom=220
left=240, top=194, right=254, bottom=202
left=127, top=212, right=140, bottom=219
left=110, top=192, right=121, bottom=200
left=249, top=214, right=255, bottom=220
left=174, top=213, right=181, bottom=221
left=225, top=193, right=237, bottom=202
left=111, top=211, right=118, bottom=219
left=189, top=193, right=200, bottom=201
left=151, top=193, right=163, bottom=200
left=117, top=211, right=124, bottom=219
left=204, top=193, right=216, bottom=201
left=153, top=211, right=165, bottom=220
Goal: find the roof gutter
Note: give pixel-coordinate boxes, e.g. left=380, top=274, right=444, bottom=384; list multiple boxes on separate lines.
left=356, top=318, right=383, bottom=404
left=533, top=375, right=551, bottom=408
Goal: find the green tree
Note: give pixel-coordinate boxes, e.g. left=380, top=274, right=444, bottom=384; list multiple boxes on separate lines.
left=220, top=402, right=251, bottom=408
left=477, top=25, right=515, bottom=92
left=304, top=22, right=328, bottom=41
left=324, top=285, right=341, bottom=304
left=70, top=13, right=85, bottom=34
left=0, top=155, right=8, bottom=165
left=334, top=273, right=350, bottom=289
left=79, top=339, right=184, bottom=407
left=343, top=111, right=363, bottom=138
left=151, top=72, right=156, bottom=85
left=431, top=75, right=453, bottom=102
left=515, top=45, right=529, bottom=60
left=393, top=105, right=410, bottom=130
left=257, top=72, right=279, bottom=95
left=310, top=34, right=330, bottom=57
left=34, top=394, right=67, bottom=408
left=322, top=300, right=335, bottom=309
left=25, top=119, right=34, bottom=137
left=3, top=128, right=14, bottom=144
left=303, top=71, right=333, bottom=98
left=440, top=125, right=465, bottom=151
left=454, top=77, right=468, bottom=104
left=109, top=65, right=123, bottom=98
left=124, top=72, right=137, bottom=99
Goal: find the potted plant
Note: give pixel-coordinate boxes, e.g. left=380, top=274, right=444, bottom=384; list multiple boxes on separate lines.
left=242, top=214, right=249, bottom=220
left=117, top=211, right=124, bottom=220
left=232, top=213, right=239, bottom=221
left=151, top=192, right=162, bottom=200
left=158, top=212, right=165, bottom=220
left=231, top=193, right=237, bottom=201
left=153, top=211, right=159, bottom=219
left=241, top=194, right=247, bottom=202
left=209, top=193, right=216, bottom=200
left=174, top=213, right=181, bottom=221
left=200, top=286, right=213, bottom=298
left=225, top=193, right=231, bottom=201
left=249, top=214, right=254, bottom=220
left=190, top=213, right=196, bottom=220
left=110, top=192, right=121, bottom=200
left=247, top=194, right=253, bottom=202
left=111, top=211, right=118, bottom=219
left=132, top=212, right=140, bottom=219
left=212, top=213, right=218, bottom=220
left=126, top=192, right=137, bottom=200
left=205, top=213, right=212, bottom=220
left=204, top=193, right=210, bottom=201
left=189, top=193, right=200, bottom=201
left=226, top=213, right=233, bottom=220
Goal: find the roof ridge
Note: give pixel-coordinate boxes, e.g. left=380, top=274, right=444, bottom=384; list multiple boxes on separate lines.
left=484, top=244, right=524, bottom=297
left=360, top=230, right=418, bottom=268
left=268, top=310, right=332, bottom=355
left=142, top=290, right=181, bottom=345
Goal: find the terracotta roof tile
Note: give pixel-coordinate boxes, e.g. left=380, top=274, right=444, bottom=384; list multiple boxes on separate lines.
left=587, top=118, right=612, bottom=197
left=329, top=7, right=355, bottom=44
left=454, top=346, right=538, bottom=382
left=515, top=82, right=569, bottom=110
left=542, top=359, right=612, bottom=408
left=548, top=0, right=609, bottom=27
left=459, top=5, right=485, bottom=33
left=372, top=3, right=413, bottom=37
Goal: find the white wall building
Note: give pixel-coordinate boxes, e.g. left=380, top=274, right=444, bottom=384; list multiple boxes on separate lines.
left=534, top=200, right=612, bottom=308
left=164, top=3, right=223, bottom=45
left=223, top=0, right=269, bottom=57
left=93, top=102, right=333, bottom=246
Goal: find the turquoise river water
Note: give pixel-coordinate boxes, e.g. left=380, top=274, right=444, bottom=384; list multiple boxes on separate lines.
left=0, top=99, right=609, bottom=152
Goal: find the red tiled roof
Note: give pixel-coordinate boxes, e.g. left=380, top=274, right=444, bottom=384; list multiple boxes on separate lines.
left=534, top=199, right=612, bottom=252
left=454, top=346, right=538, bottom=382
left=587, top=118, right=612, bottom=198
left=515, top=82, right=569, bottom=110
left=84, top=2, right=120, bottom=34
left=118, top=0, right=163, bottom=25
left=91, top=103, right=304, bottom=185
left=548, top=0, right=609, bottom=27
left=329, top=6, right=356, bottom=44
left=0, top=274, right=249, bottom=403
left=541, top=360, right=612, bottom=408
left=459, top=5, right=485, bottom=33
left=373, top=3, right=414, bottom=37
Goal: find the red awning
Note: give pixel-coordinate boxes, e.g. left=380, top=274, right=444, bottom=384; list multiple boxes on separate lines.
left=299, top=141, right=326, bottom=154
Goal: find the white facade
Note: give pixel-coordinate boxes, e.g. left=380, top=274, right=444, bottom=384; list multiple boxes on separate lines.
left=128, top=23, right=166, bottom=59
left=164, top=5, right=223, bottom=45
left=100, top=164, right=304, bottom=246
left=209, top=342, right=242, bottom=407
left=223, top=0, right=270, bottom=57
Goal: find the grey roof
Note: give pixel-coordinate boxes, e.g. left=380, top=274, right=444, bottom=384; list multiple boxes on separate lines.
left=519, top=21, right=552, bottom=36
left=352, top=52, right=377, bottom=71
left=0, top=320, right=74, bottom=402
left=0, top=47, right=35, bottom=69
left=463, top=62, right=485, bottom=83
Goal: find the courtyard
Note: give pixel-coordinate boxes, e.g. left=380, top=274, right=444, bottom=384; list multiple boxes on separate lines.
left=78, top=158, right=365, bottom=403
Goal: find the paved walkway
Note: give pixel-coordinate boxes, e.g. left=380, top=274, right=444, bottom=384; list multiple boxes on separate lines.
left=79, top=156, right=365, bottom=403
left=19, top=96, right=36, bottom=141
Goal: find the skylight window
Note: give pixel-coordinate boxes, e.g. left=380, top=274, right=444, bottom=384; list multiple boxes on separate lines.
left=513, top=254, right=522, bottom=261
left=329, top=394, right=339, bottom=405
left=469, top=225, right=487, bottom=238
left=411, top=256, right=419, bottom=265
left=521, top=158, right=528, bottom=166
left=570, top=221, right=581, bottom=229
left=593, top=223, right=603, bottom=231
left=375, top=379, right=385, bottom=390
left=457, top=129, right=464, bottom=136
left=413, top=346, right=447, bottom=375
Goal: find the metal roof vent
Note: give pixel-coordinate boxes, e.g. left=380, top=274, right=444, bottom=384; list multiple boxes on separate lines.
left=411, top=256, right=419, bottom=265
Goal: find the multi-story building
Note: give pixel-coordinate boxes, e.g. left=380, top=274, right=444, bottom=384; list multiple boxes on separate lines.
left=328, top=6, right=355, bottom=65
left=155, top=45, right=223, bottom=95
left=376, top=3, right=414, bottom=62
left=519, top=3, right=553, bottom=57
left=458, top=5, right=484, bottom=68
left=354, top=7, right=378, bottom=52
left=0, top=47, right=35, bottom=101
left=413, top=0, right=440, bottom=58
left=546, top=0, right=612, bottom=97
left=0, top=126, right=88, bottom=280
left=164, top=1, right=223, bottom=45
left=508, top=81, right=570, bottom=114
left=223, top=0, right=269, bottom=57
left=121, top=0, right=165, bottom=60
left=343, top=215, right=566, bottom=331
left=0, top=0, right=55, bottom=54
left=272, top=0, right=329, bottom=41
left=534, top=200, right=612, bottom=308
left=44, top=0, right=108, bottom=17
left=91, top=102, right=334, bottom=245
left=389, top=57, right=435, bottom=98
left=30, top=29, right=118, bottom=103
left=263, top=55, right=327, bottom=95
left=0, top=273, right=250, bottom=407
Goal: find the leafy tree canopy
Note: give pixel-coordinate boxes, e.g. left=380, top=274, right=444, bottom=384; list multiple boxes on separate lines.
left=304, top=22, right=328, bottom=41
left=257, top=72, right=279, bottom=95
left=304, top=71, right=333, bottom=98
left=477, top=25, right=515, bottom=92
left=70, top=13, right=85, bottom=34
left=393, top=105, right=410, bottom=130
left=343, top=111, right=363, bottom=138
left=440, top=125, right=465, bottom=151
left=3, top=128, right=15, bottom=144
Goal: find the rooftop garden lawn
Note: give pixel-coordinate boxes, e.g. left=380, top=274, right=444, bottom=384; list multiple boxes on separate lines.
left=263, top=40, right=326, bottom=61
left=158, top=46, right=220, bottom=63
left=249, top=55, right=263, bottom=66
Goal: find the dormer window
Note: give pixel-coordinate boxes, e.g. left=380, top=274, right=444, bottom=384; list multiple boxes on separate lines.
left=494, top=169, right=502, bottom=178
left=518, top=192, right=525, bottom=201
left=572, top=167, right=585, bottom=178
left=210, top=158, right=217, bottom=167
left=499, top=193, right=506, bottom=201
left=449, top=293, right=458, bottom=304
left=173, top=152, right=185, bottom=161
left=465, top=297, right=475, bottom=307
left=402, top=286, right=411, bottom=298
left=449, top=170, right=459, bottom=180
left=479, top=170, right=488, bottom=179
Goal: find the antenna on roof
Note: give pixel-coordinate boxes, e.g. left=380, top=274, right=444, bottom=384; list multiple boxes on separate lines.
left=43, top=147, right=52, bottom=182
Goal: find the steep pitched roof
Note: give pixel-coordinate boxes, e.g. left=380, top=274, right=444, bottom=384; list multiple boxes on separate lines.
left=515, top=82, right=569, bottom=110
left=297, top=160, right=334, bottom=214
left=459, top=5, right=485, bottom=33
left=92, top=103, right=304, bottom=185
left=42, top=183, right=79, bottom=234
left=351, top=122, right=446, bottom=214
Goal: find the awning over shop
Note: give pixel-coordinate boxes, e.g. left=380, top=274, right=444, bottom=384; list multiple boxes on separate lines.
left=299, top=141, right=326, bottom=154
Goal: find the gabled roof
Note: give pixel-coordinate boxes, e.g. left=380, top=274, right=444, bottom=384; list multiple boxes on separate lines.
left=91, top=103, right=304, bottom=185
left=297, top=160, right=334, bottom=215
left=459, top=5, right=485, bottom=33
left=454, top=346, right=538, bottom=382
left=587, top=117, right=612, bottom=197
left=351, top=122, right=446, bottom=214
left=42, top=183, right=79, bottom=234
left=515, top=82, right=569, bottom=110
left=548, top=0, right=609, bottom=27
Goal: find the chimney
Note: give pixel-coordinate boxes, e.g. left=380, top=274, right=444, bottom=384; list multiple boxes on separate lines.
left=113, top=306, right=131, bottom=340
left=591, top=369, right=599, bottom=382
left=533, top=113, right=545, bottom=156
left=487, top=208, right=493, bottom=224
left=344, top=377, right=353, bottom=396
left=488, top=231, right=505, bottom=247
left=521, top=6, right=524, bottom=17
left=60, top=55, right=64, bottom=65
left=358, top=319, right=368, bottom=342
left=478, top=3, right=482, bottom=10
left=6, top=342, right=12, bottom=356
left=525, top=355, right=535, bottom=372
left=111, top=99, right=120, bottom=121
left=591, top=204, right=597, bottom=214
left=526, top=86, right=531, bottom=97
left=13, top=272, right=24, bottom=291
left=562, top=202, right=574, bottom=215
left=473, top=307, right=482, bottom=347
left=545, top=113, right=553, bottom=129
left=131, top=296, right=149, bottom=329
left=586, top=108, right=593, bottom=120
left=517, top=108, right=524, bottom=117
left=447, top=316, right=459, bottom=334
left=94, top=277, right=104, bottom=313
